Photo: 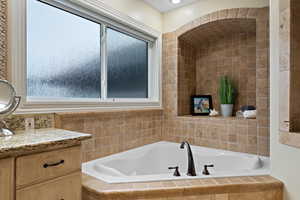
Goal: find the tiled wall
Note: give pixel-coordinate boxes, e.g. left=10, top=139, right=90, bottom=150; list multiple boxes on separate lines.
left=162, top=8, right=270, bottom=156
left=177, top=20, right=257, bottom=115
left=195, top=31, right=257, bottom=113
left=177, top=40, right=196, bottom=115
left=163, top=116, right=269, bottom=155
left=54, top=110, right=162, bottom=162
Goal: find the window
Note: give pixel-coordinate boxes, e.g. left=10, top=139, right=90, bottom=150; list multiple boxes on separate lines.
left=12, top=0, right=161, bottom=112
left=27, top=0, right=102, bottom=99
left=107, top=28, right=148, bottom=98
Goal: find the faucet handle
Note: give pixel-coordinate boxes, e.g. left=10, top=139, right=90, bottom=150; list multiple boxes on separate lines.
left=168, top=166, right=181, bottom=177
left=202, top=164, right=214, bottom=175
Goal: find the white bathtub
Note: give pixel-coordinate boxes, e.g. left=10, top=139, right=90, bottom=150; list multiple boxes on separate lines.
left=82, top=141, right=270, bottom=183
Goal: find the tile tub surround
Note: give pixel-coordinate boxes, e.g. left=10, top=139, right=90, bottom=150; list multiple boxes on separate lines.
left=54, top=109, right=163, bottom=162
left=162, top=7, right=270, bottom=156
left=82, top=174, right=283, bottom=200
left=162, top=116, right=269, bottom=156
left=0, top=128, right=91, bottom=158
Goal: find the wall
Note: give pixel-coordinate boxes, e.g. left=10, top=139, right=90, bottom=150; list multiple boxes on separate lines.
left=163, top=0, right=269, bottom=33
left=271, top=0, right=300, bottom=199
left=177, top=39, right=196, bottom=115
left=99, top=0, right=162, bottom=32
left=162, top=8, right=270, bottom=156
left=196, top=32, right=256, bottom=113
left=177, top=20, right=257, bottom=114
left=55, top=110, right=162, bottom=162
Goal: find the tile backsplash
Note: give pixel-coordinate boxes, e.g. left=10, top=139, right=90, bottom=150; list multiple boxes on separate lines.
left=3, top=114, right=55, bottom=131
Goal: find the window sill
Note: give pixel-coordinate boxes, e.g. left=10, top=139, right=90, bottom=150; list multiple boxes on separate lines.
left=54, top=107, right=163, bottom=117
left=15, top=103, right=162, bottom=115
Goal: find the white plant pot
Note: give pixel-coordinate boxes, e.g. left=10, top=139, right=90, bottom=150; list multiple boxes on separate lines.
left=221, top=104, right=233, bottom=117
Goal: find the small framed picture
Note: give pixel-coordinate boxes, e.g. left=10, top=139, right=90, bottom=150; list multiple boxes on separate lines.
left=191, top=95, right=213, bottom=116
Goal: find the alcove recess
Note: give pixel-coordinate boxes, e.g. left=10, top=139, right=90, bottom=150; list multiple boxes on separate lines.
left=177, top=19, right=257, bottom=117
left=279, top=0, right=300, bottom=148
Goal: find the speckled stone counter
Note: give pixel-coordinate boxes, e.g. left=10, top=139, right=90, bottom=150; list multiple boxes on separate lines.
left=0, top=128, right=91, bottom=158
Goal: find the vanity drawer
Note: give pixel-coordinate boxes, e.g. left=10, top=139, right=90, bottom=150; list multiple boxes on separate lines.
left=16, top=172, right=81, bottom=200
left=16, top=146, right=81, bottom=188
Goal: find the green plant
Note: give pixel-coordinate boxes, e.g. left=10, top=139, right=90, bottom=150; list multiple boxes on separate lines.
left=219, top=76, right=235, bottom=104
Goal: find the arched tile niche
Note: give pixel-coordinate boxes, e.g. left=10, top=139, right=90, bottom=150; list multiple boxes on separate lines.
left=162, top=8, right=270, bottom=155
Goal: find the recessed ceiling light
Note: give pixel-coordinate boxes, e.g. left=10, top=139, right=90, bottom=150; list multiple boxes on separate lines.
left=170, top=0, right=181, bottom=4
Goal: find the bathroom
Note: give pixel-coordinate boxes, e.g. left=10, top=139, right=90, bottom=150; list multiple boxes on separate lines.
left=0, top=0, right=298, bottom=199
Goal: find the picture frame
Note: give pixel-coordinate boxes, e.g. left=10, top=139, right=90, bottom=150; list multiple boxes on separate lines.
left=191, top=95, right=213, bottom=116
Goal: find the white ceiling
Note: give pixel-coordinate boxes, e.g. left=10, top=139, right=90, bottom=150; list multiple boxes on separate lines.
left=143, top=0, right=200, bottom=13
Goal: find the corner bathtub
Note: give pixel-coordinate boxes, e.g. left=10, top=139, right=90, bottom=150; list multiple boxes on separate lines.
left=82, top=141, right=270, bottom=184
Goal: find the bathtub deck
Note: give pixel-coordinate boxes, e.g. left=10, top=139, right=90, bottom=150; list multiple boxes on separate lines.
left=82, top=173, right=283, bottom=200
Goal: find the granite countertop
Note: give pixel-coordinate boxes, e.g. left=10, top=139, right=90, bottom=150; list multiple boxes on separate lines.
left=0, top=128, right=91, bottom=158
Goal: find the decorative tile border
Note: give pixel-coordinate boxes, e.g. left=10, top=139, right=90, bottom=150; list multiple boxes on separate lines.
left=0, top=0, right=7, bottom=80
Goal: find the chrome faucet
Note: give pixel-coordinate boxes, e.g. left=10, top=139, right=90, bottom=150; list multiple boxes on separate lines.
left=180, top=141, right=196, bottom=176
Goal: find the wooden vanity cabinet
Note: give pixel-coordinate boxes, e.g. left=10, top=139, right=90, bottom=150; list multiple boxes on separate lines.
left=16, top=172, right=81, bottom=200
left=0, top=146, right=82, bottom=200
left=0, top=158, right=15, bottom=200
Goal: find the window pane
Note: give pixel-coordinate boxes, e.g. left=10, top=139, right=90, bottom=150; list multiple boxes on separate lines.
left=27, top=0, right=101, bottom=99
left=107, top=28, right=148, bottom=98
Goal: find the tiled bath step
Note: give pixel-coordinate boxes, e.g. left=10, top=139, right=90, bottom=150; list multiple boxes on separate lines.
left=82, top=174, right=283, bottom=200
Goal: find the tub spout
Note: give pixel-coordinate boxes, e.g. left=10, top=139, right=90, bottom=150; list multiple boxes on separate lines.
left=180, top=141, right=196, bottom=176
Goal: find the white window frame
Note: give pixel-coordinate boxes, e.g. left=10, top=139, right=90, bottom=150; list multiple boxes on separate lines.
left=8, top=0, right=162, bottom=114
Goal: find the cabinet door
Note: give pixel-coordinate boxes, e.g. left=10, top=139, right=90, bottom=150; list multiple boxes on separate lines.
left=16, top=172, right=81, bottom=200
left=0, top=158, right=14, bottom=200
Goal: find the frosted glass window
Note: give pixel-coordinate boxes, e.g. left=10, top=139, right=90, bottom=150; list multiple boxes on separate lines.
left=107, top=28, right=148, bottom=98
left=27, top=0, right=101, bottom=99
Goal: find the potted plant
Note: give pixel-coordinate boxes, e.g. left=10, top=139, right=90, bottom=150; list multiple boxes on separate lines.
left=219, top=76, right=235, bottom=117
